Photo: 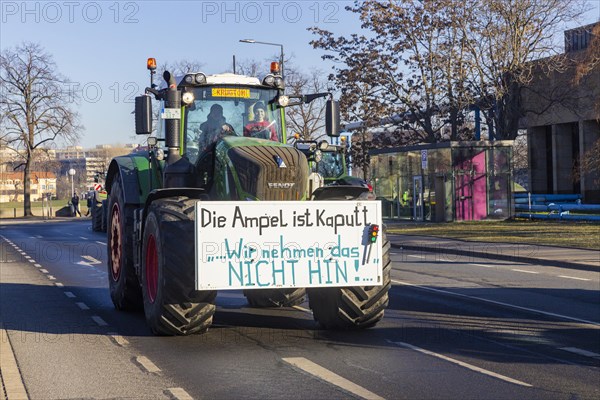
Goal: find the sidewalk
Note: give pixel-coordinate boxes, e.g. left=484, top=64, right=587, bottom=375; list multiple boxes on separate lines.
left=388, top=233, right=600, bottom=271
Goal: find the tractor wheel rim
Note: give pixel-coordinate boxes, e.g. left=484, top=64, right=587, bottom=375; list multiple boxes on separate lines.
left=109, top=203, right=122, bottom=281
left=145, top=234, right=158, bottom=304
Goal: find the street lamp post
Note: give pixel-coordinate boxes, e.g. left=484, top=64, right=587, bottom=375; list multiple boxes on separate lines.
left=68, top=168, right=76, bottom=196
left=239, top=39, right=284, bottom=79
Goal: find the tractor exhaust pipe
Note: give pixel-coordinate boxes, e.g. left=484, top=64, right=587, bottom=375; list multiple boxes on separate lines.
left=163, top=71, right=181, bottom=165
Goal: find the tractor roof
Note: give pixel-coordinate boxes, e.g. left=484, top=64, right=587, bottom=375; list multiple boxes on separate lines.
left=159, top=73, right=263, bottom=89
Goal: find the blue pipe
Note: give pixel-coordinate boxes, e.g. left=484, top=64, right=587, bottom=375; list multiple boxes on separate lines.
left=515, top=213, right=600, bottom=222
left=515, top=204, right=600, bottom=212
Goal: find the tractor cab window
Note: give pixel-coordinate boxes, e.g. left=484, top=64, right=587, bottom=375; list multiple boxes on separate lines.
left=317, top=150, right=345, bottom=178
left=243, top=101, right=278, bottom=141
left=184, top=86, right=283, bottom=164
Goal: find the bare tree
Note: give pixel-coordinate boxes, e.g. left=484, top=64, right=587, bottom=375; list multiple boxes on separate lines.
left=161, top=59, right=204, bottom=75
left=574, top=137, right=600, bottom=186
left=309, top=26, right=393, bottom=178
left=311, top=1, right=479, bottom=145
left=284, top=66, right=330, bottom=141
left=465, top=0, right=589, bottom=140
left=572, top=23, right=600, bottom=187
left=574, top=22, right=600, bottom=116
left=235, top=58, right=266, bottom=77
left=311, top=0, right=590, bottom=146
left=0, top=42, right=81, bottom=216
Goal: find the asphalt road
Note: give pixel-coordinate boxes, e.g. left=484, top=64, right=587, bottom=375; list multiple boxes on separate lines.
left=1, top=220, right=598, bottom=399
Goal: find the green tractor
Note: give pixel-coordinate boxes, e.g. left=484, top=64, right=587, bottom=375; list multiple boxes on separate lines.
left=105, top=59, right=391, bottom=335
left=294, top=138, right=375, bottom=197
left=90, top=172, right=108, bottom=232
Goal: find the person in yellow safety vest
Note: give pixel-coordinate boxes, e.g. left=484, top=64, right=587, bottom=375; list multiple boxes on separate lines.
left=402, top=190, right=409, bottom=206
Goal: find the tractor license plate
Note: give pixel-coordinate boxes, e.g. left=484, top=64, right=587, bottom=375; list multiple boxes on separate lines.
left=194, top=201, right=383, bottom=290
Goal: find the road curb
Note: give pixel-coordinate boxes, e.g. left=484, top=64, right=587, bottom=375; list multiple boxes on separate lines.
left=0, top=328, right=29, bottom=400
left=0, top=217, right=89, bottom=225
left=390, top=243, right=600, bottom=272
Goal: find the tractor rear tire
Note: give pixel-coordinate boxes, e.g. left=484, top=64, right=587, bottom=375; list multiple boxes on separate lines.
left=141, top=197, right=217, bottom=336
left=91, top=202, right=102, bottom=232
left=243, top=288, right=306, bottom=308
left=101, top=200, right=108, bottom=232
left=107, top=174, right=142, bottom=311
left=307, top=233, right=391, bottom=329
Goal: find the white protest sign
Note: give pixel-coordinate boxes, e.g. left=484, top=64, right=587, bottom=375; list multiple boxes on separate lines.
left=195, top=201, right=383, bottom=290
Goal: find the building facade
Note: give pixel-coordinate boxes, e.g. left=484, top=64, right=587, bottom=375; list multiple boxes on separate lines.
left=521, top=23, right=600, bottom=202
left=0, top=171, right=57, bottom=202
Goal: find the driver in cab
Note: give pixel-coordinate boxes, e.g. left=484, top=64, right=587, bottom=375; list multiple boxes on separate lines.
left=243, top=102, right=277, bottom=141
left=199, top=104, right=234, bottom=150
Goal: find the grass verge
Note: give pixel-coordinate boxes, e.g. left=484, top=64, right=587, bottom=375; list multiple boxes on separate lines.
left=385, top=219, right=600, bottom=250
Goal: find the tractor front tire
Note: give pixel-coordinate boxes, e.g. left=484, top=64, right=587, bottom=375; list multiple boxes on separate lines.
left=107, top=174, right=142, bottom=310
left=307, top=233, right=391, bottom=329
left=243, top=288, right=306, bottom=308
left=141, top=198, right=217, bottom=335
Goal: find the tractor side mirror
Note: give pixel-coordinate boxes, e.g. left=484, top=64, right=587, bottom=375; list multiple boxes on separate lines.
left=135, top=95, right=152, bottom=135
left=325, top=100, right=340, bottom=137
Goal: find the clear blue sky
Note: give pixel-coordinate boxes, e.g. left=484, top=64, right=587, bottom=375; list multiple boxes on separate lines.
left=1, top=1, right=599, bottom=148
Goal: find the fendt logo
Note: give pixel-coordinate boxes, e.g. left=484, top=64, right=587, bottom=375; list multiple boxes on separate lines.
left=268, top=182, right=295, bottom=189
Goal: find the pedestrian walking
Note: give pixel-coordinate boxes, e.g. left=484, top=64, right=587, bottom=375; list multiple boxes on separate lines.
left=71, top=192, right=81, bottom=217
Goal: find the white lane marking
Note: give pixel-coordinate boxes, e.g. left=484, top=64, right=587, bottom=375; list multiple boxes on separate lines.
left=64, top=292, right=76, bottom=298
left=408, top=255, right=425, bottom=259
left=165, top=388, right=194, bottom=400
left=40, top=269, right=49, bottom=274
left=0, top=328, right=30, bottom=400
left=391, top=279, right=600, bottom=328
left=77, top=261, right=92, bottom=267
left=91, top=316, right=108, bottom=326
left=76, top=302, right=90, bottom=310
left=558, top=275, right=590, bottom=282
left=27, top=259, right=35, bottom=263
left=96, top=241, right=107, bottom=246
left=471, top=263, right=495, bottom=268
left=512, top=269, right=539, bottom=274
left=292, top=305, right=312, bottom=314
left=81, top=255, right=102, bottom=264
left=107, top=333, right=129, bottom=347
left=559, top=347, right=600, bottom=358
left=282, top=357, right=385, bottom=400
left=24, top=255, right=31, bottom=259
left=135, top=356, right=161, bottom=373
left=386, top=340, right=532, bottom=387
left=47, top=275, right=56, bottom=280
left=55, top=282, right=64, bottom=287
left=34, top=263, right=41, bottom=268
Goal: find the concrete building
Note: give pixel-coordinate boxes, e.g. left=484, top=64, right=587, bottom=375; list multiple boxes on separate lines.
left=56, top=144, right=134, bottom=188
left=521, top=23, right=600, bottom=202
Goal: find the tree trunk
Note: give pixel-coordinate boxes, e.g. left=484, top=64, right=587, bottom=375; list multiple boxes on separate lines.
left=23, top=158, right=33, bottom=217
left=361, top=130, right=370, bottom=180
